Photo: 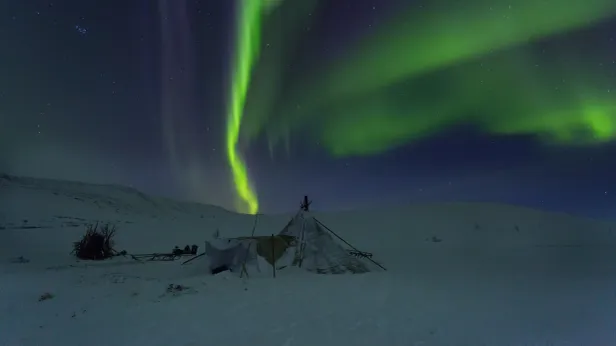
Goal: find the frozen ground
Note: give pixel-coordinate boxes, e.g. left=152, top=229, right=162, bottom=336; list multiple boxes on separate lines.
left=2, top=173, right=616, bottom=345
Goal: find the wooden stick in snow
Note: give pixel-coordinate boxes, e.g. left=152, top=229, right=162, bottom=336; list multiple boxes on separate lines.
left=271, top=234, right=276, bottom=278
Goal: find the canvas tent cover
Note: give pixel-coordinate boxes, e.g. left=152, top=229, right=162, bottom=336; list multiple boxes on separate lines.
left=279, top=212, right=369, bottom=274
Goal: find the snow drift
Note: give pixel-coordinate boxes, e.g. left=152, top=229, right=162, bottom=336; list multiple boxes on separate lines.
left=2, top=173, right=616, bottom=345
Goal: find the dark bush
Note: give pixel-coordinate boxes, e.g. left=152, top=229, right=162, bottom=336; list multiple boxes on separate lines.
left=72, top=222, right=117, bottom=260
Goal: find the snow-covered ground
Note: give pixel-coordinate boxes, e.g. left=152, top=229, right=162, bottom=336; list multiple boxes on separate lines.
left=2, top=173, right=616, bottom=345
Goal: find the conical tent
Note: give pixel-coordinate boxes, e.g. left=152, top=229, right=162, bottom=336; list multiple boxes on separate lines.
left=278, top=211, right=370, bottom=274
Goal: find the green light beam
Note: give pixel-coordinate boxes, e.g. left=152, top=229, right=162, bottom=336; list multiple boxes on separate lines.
left=225, top=0, right=265, bottom=214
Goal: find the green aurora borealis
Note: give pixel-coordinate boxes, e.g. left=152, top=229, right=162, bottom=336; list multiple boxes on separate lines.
left=226, top=0, right=266, bottom=215
left=227, top=0, right=616, bottom=213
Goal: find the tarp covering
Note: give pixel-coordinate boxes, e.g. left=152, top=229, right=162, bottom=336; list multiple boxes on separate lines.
left=204, top=238, right=257, bottom=274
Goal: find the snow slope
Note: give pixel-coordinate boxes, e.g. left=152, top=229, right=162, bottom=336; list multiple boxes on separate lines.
left=2, top=173, right=616, bottom=345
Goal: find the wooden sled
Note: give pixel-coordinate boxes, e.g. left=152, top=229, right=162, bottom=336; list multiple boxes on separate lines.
left=130, top=245, right=199, bottom=262
left=130, top=253, right=185, bottom=262
left=347, top=250, right=373, bottom=259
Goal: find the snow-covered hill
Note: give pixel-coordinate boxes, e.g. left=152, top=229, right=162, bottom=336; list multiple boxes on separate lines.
left=2, top=173, right=616, bottom=345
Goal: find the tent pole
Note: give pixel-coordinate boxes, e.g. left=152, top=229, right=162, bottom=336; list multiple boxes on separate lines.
left=250, top=213, right=260, bottom=237
left=314, top=218, right=387, bottom=271
left=298, top=217, right=306, bottom=268
left=181, top=252, right=205, bottom=265
left=240, top=242, right=252, bottom=279
left=240, top=213, right=260, bottom=278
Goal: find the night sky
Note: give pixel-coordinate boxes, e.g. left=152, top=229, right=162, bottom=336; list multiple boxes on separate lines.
left=2, top=0, right=616, bottom=218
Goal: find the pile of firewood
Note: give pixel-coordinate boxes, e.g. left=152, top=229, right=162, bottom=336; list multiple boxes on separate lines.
left=72, top=222, right=117, bottom=260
